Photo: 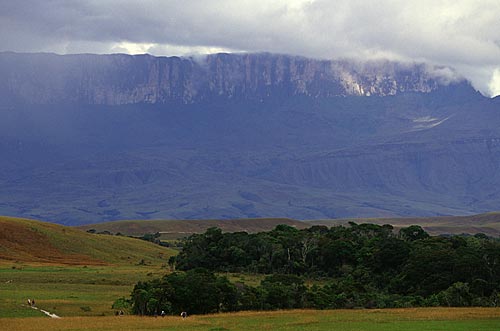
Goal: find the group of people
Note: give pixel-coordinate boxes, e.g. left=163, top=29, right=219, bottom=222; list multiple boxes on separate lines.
left=27, top=299, right=36, bottom=307
left=158, top=311, right=187, bottom=318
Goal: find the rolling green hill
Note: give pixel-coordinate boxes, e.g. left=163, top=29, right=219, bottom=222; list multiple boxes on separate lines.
left=0, top=216, right=176, bottom=265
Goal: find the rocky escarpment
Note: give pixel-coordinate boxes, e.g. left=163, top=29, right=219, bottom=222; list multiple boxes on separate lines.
left=0, top=52, right=471, bottom=105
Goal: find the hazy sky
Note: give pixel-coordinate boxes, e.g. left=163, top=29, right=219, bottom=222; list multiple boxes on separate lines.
left=1, top=0, right=500, bottom=96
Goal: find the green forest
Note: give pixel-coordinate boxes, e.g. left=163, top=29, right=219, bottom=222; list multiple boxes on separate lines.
left=130, top=224, right=500, bottom=315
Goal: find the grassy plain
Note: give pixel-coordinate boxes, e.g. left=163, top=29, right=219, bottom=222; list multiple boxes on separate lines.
left=0, top=264, right=169, bottom=318
left=1, top=262, right=499, bottom=329
left=75, top=212, right=500, bottom=239
left=2, top=216, right=500, bottom=330
left=1, top=308, right=500, bottom=331
left=77, top=218, right=306, bottom=238
left=309, top=212, right=500, bottom=237
left=0, top=216, right=177, bottom=318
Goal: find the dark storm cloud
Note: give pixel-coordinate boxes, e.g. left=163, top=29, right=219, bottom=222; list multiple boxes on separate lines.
left=1, top=0, right=499, bottom=95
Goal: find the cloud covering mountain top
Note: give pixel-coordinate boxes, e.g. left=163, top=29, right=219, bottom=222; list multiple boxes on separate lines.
left=1, top=0, right=499, bottom=96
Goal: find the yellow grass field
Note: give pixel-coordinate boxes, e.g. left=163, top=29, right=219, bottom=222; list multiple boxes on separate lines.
left=1, top=308, right=500, bottom=331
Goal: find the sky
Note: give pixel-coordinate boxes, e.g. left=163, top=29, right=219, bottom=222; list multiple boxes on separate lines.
left=1, top=0, right=500, bottom=96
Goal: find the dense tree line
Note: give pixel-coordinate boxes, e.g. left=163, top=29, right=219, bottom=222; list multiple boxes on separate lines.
left=171, top=225, right=500, bottom=304
left=129, top=224, right=500, bottom=315
left=130, top=269, right=316, bottom=315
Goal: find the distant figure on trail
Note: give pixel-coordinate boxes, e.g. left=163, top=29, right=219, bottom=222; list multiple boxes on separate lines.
left=180, top=311, right=187, bottom=319
left=31, top=299, right=35, bottom=306
left=119, top=310, right=124, bottom=316
left=27, top=299, right=31, bottom=306
left=161, top=310, right=166, bottom=317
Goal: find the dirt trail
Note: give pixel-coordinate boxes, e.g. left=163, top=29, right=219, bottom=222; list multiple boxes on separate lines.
left=27, top=305, right=61, bottom=318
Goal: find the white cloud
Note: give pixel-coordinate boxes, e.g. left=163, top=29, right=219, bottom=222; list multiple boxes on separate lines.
left=1, top=0, right=499, bottom=96
left=146, top=43, right=237, bottom=57
left=489, top=69, right=500, bottom=97
left=111, top=42, right=155, bottom=55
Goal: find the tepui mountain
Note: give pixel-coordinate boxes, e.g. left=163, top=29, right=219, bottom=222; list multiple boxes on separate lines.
left=0, top=52, right=498, bottom=225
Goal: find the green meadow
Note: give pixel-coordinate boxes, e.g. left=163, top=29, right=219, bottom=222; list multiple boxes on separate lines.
left=1, top=217, right=500, bottom=330
left=0, top=264, right=169, bottom=318
left=0, top=216, right=177, bottom=318
left=1, top=264, right=500, bottom=331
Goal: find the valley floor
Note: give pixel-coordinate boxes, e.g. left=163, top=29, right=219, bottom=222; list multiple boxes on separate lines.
left=1, top=261, right=499, bottom=330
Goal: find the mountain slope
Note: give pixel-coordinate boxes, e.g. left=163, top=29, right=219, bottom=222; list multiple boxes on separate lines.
left=0, top=52, right=498, bottom=225
left=2, top=95, right=498, bottom=224
left=0, top=216, right=176, bottom=265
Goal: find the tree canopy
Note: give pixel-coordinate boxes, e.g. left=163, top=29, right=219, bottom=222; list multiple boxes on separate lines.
left=130, top=224, right=500, bottom=315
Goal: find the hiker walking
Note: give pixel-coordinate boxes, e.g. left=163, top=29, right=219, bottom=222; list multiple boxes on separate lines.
left=180, top=311, right=187, bottom=319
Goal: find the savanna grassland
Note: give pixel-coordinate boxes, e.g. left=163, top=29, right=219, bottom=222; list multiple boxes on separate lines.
left=77, top=218, right=307, bottom=239
left=1, top=216, right=500, bottom=331
left=0, top=217, right=176, bottom=265
left=76, top=212, right=500, bottom=239
left=0, top=216, right=177, bottom=318
left=310, top=212, right=500, bottom=237
left=0, top=264, right=171, bottom=318
left=1, top=308, right=500, bottom=331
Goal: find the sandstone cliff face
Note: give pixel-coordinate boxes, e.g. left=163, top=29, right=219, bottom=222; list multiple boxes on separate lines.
left=0, top=52, right=467, bottom=105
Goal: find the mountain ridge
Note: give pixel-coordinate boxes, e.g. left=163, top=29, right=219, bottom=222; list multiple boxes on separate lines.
left=0, top=52, right=480, bottom=106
